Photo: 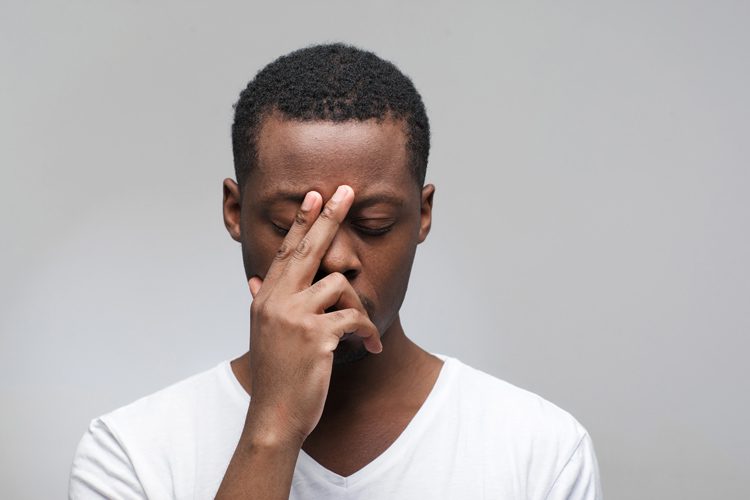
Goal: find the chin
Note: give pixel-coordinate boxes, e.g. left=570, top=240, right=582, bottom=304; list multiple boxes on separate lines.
left=332, top=337, right=371, bottom=365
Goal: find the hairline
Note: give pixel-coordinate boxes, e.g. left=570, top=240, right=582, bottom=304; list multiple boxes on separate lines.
left=238, top=109, right=424, bottom=194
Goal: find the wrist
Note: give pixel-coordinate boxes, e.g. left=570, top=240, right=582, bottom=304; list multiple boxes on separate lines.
left=242, top=403, right=307, bottom=452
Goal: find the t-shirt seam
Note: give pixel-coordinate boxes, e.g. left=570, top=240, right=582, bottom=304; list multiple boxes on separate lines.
left=94, top=417, right=150, bottom=497
left=219, top=359, right=251, bottom=405
left=542, top=430, right=588, bottom=500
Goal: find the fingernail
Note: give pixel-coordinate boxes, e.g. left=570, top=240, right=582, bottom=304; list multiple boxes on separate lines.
left=301, top=191, right=315, bottom=211
left=331, top=185, right=349, bottom=203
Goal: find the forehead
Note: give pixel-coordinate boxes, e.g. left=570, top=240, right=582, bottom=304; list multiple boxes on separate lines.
left=249, top=113, right=414, bottom=200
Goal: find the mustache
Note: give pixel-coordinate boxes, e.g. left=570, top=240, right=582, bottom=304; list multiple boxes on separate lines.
left=358, top=293, right=375, bottom=318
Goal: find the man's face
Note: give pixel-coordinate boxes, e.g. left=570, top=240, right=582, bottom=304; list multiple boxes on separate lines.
left=224, top=112, right=434, bottom=363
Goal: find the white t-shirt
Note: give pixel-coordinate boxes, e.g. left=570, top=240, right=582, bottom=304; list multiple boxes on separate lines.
left=69, top=355, right=602, bottom=499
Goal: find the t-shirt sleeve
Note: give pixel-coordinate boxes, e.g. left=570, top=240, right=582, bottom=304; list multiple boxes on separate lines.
left=545, top=432, right=603, bottom=500
left=69, top=418, right=147, bottom=500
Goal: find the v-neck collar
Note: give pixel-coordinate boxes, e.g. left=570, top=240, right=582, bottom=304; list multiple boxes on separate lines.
left=293, top=354, right=458, bottom=490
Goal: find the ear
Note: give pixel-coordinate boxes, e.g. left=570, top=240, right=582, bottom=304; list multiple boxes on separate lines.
left=223, top=178, right=242, bottom=242
left=418, top=183, right=435, bottom=243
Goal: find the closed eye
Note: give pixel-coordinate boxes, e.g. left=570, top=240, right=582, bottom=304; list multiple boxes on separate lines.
left=271, top=221, right=290, bottom=236
left=271, top=219, right=394, bottom=237
left=351, top=220, right=395, bottom=236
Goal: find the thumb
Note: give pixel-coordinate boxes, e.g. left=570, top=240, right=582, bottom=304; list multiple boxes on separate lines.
left=248, top=276, right=263, bottom=298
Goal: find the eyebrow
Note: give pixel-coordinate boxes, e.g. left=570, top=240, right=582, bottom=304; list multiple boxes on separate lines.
left=261, top=190, right=405, bottom=209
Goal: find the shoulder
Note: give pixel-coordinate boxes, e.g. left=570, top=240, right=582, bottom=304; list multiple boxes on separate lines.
left=96, top=360, right=245, bottom=457
left=437, top=356, right=602, bottom=498
left=446, top=356, right=587, bottom=444
left=69, top=361, right=243, bottom=498
left=99, top=360, right=241, bottom=434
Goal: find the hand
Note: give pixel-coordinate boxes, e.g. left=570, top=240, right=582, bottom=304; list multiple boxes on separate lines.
left=244, top=185, right=383, bottom=447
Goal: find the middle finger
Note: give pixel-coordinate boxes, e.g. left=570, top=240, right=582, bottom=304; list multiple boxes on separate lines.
left=262, top=190, right=322, bottom=288
left=281, top=185, right=354, bottom=291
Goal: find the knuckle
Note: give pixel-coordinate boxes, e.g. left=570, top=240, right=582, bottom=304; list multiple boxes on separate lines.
left=275, top=242, right=293, bottom=261
left=309, top=277, right=330, bottom=295
left=329, top=309, right=347, bottom=323
left=293, top=209, right=308, bottom=226
left=307, top=279, right=323, bottom=295
left=319, top=203, right=336, bottom=221
left=299, top=317, right=317, bottom=335
left=307, top=280, right=321, bottom=295
left=322, top=338, right=338, bottom=353
left=349, top=310, right=365, bottom=326
left=293, top=237, right=312, bottom=260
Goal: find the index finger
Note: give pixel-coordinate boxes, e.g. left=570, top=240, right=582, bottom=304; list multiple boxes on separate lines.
left=261, top=190, right=322, bottom=290
left=282, top=185, right=354, bottom=291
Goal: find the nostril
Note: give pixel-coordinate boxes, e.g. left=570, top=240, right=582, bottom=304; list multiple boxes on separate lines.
left=342, top=269, right=358, bottom=281
left=314, top=269, right=359, bottom=284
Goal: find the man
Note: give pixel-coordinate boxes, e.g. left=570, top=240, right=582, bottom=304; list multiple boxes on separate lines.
left=70, top=43, right=602, bottom=499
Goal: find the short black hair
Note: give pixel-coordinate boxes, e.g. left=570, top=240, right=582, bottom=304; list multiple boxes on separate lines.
left=231, top=43, right=430, bottom=189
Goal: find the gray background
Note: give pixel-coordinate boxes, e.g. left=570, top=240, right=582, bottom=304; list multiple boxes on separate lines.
left=2, top=1, right=748, bottom=499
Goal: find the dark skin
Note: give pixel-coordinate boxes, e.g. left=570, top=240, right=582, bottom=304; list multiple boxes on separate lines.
left=218, top=112, right=442, bottom=497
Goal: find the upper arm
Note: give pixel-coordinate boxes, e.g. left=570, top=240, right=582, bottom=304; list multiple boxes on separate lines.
left=69, top=418, right=147, bottom=500
left=545, top=432, right=603, bottom=500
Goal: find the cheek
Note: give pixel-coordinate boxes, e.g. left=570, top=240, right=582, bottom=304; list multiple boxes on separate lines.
left=240, top=224, right=283, bottom=280
left=362, top=234, right=419, bottom=310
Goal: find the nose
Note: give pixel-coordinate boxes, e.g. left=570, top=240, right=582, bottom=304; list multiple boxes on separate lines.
left=314, top=227, right=362, bottom=282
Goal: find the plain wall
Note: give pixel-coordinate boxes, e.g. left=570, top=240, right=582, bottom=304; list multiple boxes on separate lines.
left=2, top=1, right=748, bottom=498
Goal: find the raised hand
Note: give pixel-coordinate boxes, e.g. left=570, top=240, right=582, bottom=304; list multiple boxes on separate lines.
left=245, top=185, right=383, bottom=446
